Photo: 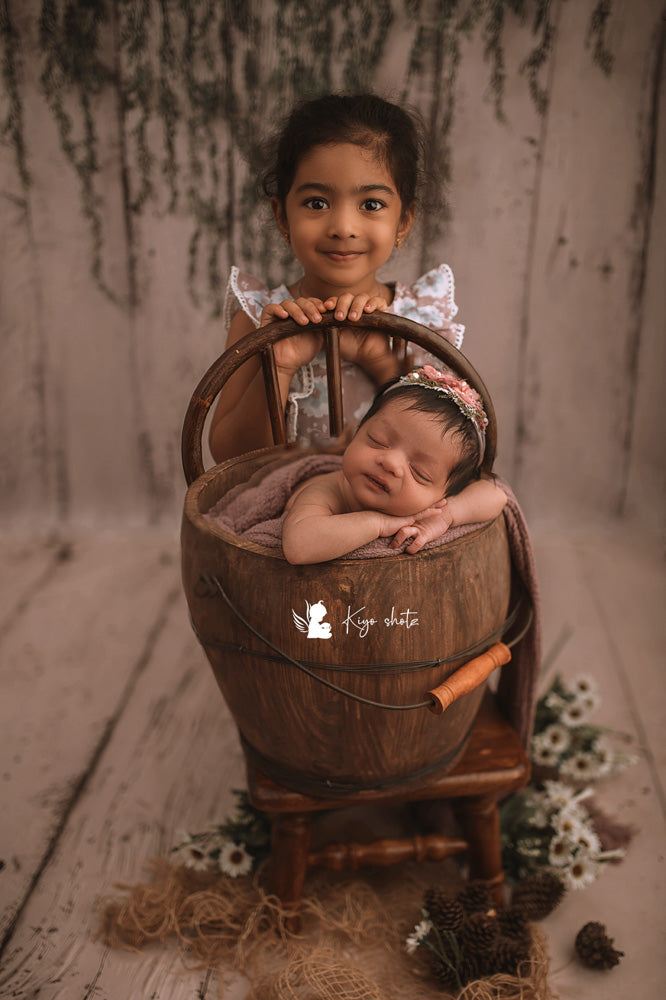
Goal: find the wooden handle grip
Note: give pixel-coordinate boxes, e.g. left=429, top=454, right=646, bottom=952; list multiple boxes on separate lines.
left=426, top=641, right=512, bottom=715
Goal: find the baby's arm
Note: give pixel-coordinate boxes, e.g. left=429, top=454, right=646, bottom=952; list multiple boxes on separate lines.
left=282, top=477, right=418, bottom=565
left=390, top=479, right=507, bottom=554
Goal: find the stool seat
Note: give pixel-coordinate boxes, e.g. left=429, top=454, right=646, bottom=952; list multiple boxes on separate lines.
left=245, top=692, right=530, bottom=917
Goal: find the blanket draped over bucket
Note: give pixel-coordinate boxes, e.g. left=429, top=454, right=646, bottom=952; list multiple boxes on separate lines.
left=205, top=454, right=541, bottom=748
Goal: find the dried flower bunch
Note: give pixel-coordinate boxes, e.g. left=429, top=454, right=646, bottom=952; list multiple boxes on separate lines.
left=531, top=673, right=636, bottom=780
left=171, top=790, right=271, bottom=877
left=500, top=779, right=627, bottom=888
left=406, top=874, right=564, bottom=990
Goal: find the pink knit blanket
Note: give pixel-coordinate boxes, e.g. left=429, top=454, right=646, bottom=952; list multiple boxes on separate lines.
left=205, top=454, right=541, bottom=748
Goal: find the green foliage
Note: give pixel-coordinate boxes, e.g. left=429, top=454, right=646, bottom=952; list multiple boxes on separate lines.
left=2, top=0, right=615, bottom=312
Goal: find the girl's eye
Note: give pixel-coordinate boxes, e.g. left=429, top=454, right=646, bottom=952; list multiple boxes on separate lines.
left=367, top=434, right=386, bottom=448
left=304, top=197, right=328, bottom=210
left=411, top=466, right=431, bottom=483
left=361, top=198, right=385, bottom=212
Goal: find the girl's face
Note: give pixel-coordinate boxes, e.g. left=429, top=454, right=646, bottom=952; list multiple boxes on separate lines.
left=341, top=399, right=461, bottom=517
left=273, top=142, right=414, bottom=299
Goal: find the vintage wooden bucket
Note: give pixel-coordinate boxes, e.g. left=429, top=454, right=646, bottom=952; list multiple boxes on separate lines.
left=181, top=314, right=513, bottom=796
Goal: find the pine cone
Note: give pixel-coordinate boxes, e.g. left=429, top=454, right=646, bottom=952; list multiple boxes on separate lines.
left=458, top=947, right=491, bottom=985
left=456, top=879, right=493, bottom=915
left=575, top=921, right=624, bottom=970
left=458, top=912, right=500, bottom=953
left=430, top=954, right=458, bottom=990
left=511, top=872, right=566, bottom=920
left=497, top=905, right=531, bottom=944
left=491, top=934, right=531, bottom=975
left=424, top=887, right=465, bottom=933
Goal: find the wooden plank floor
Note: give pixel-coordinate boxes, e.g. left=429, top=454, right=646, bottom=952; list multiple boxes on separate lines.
left=0, top=520, right=664, bottom=998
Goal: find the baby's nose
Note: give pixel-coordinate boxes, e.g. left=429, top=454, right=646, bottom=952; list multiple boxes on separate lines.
left=378, top=450, right=403, bottom=477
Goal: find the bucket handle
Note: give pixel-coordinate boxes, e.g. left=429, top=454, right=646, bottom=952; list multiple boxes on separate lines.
left=426, top=642, right=512, bottom=715
left=196, top=574, right=529, bottom=715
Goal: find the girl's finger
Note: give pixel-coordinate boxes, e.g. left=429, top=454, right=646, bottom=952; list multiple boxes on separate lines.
left=363, top=295, right=389, bottom=314
left=260, top=303, right=290, bottom=326
left=334, top=293, right=355, bottom=320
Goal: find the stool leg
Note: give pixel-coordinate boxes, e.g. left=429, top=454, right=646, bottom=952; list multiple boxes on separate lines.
left=268, top=811, right=312, bottom=928
left=458, top=794, right=505, bottom=908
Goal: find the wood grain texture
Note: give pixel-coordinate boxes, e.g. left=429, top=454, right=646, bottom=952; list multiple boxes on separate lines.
left=0, top=1, right=662, bottom=530
left=0, top=534, right=250, bottom=999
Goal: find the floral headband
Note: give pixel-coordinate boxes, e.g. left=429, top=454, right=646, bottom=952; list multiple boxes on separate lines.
left=386, top=364, right=488, bottom=458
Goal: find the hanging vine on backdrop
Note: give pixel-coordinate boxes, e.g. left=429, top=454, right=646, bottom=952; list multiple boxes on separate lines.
left=1, top=0, right=614, bottom=313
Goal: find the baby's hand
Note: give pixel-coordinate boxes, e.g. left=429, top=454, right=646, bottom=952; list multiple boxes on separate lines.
left=376, top=512, right=424, bottom=540
left=389, top=502, right=454, bottom=554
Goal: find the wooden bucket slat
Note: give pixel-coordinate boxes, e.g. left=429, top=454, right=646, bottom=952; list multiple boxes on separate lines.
left=181, top=314, right=510, bottom=794
left=182, top=448, right=511, bottom=792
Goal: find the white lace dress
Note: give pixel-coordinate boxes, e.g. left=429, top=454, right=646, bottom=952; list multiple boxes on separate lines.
left=223, top=264, right=465, bottom=446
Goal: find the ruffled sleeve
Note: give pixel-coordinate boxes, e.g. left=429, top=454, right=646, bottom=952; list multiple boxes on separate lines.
left=389, top=263, right=464, bottom=349
left=222, top=266, right=291, bottom=344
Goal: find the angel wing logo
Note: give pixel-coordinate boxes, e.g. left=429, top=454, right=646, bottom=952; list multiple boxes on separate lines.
left=292, top=599, right=332, bottom=639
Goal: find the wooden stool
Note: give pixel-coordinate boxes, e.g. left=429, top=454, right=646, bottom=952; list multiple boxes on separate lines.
left=246, top=692, right=530, bottom=922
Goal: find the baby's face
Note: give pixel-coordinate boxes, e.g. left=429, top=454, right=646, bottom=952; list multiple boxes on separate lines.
left=342, top=400, right=461, bottom=516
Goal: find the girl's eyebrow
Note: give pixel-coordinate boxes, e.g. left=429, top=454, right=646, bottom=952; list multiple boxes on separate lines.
left=294, top=181, right=396, bottom=196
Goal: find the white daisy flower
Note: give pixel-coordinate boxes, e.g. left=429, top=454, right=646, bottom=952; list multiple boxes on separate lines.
left=568, top=674, right=599, bottom=698
left=532, top=742, right=560, bottom=767
left=541, top=723, right=571, bottom=754
left=561, top=752, right=597, bottom=781
left=548, top=835, right=574, bottom=868
left=543, top=780, right=577, bottom=809
left=561, top=700, right=590, bottom=726
left=564, top=853, right=600, bottom=890
left=218, top=840, right=253, bottom=878
left=575, top=828, right=602, bottom=855
left=406, top=918, right=433, bottom=954
left=176, top=840, right=211, bottom=871
left=553, top=808, right=586, bottom=840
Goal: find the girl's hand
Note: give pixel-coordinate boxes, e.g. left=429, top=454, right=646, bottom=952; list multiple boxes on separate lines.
left=260, top=298, right=326, bottom=373
left=260, top=296, right=328, bottom=327
left=326, top=294, right=401, bottom=384
left=389, top=502, right=454, bottom=554
left=325, top=291, right=389, bottom=324
left=339, top=326, right=405, bottom=386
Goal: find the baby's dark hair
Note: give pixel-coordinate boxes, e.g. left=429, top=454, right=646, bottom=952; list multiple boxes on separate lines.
left=262, top=93, right=424, bottom=219
left=359, top=380, right=483, bottom=497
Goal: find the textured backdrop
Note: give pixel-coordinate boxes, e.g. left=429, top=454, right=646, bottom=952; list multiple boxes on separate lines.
left=0, top=0, right=663, bottom=529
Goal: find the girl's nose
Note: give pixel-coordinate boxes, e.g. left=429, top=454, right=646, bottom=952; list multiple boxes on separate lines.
left=328, top=205, right=357, bottom=239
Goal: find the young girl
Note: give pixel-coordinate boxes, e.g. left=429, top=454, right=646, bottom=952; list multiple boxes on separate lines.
left=282, top=366, right=507, bottom=564
left=209, top=92, right=465, bottom=462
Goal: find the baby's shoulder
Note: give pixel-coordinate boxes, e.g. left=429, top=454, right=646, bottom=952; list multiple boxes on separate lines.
left=286, top=471, right=345, bottom=514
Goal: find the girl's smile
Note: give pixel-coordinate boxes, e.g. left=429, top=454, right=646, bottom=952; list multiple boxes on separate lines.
left=273, top=142, right=413, bottom=301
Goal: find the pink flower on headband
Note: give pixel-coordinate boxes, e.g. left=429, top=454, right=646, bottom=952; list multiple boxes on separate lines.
left=420, top=365, right=482, bottom=412
left=388, top=364, right=489, bottom=461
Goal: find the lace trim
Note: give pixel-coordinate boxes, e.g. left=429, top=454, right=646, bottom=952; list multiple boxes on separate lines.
left=225, top=265, right=261, bottom=331
left=286, top=364, right=315, bottom=442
